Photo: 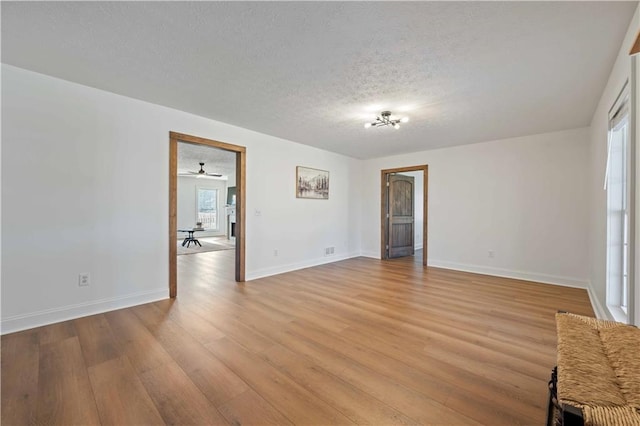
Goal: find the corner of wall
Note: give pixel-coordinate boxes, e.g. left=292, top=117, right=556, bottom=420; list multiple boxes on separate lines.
left=585, top=280, right=612, bottom=320
left=359, top=251, right=381, bottom=259
left=246, top=252, right=362, bottom=281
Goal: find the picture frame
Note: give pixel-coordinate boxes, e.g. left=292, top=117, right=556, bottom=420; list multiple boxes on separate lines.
left=296, top=166, right=329, bottom=199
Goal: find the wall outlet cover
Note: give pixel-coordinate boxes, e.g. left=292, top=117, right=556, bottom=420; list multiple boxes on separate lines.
left=78, top=273, right=90, bottom=286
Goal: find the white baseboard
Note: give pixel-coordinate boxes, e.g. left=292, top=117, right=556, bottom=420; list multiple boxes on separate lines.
left=360, top=251, right=380, bottom=259
left=246, top=252, right=361, bottom=281
left=250, top=252, right=589, bottom=291
left=1, top=289, right=167, bottom=335
left=585, top=281, right=611, bottom=320
left=428, top=259, right=588, bottom=289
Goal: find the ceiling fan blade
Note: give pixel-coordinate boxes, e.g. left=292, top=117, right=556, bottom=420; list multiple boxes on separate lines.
left=179, top=164, right=222, bottom=177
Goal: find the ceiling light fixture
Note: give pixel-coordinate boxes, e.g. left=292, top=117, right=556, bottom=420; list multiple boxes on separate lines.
left=364, top=111, right=409, bottom=130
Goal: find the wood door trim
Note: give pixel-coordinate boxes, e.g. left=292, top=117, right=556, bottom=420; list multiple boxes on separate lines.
left=380, top=165, right=428, bottom=266
left=630, top=30, right=640, bottom=55
left=170, top=132, right=247, bottom=154
left=383, top=165, right=427, bottom=174
left=169, top=138, right=178, bottom=297
left=169, top=132, right=246, bottom=298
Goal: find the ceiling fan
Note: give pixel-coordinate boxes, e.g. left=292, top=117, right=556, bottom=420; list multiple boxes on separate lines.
left=180, top=162, right=222, bottom=177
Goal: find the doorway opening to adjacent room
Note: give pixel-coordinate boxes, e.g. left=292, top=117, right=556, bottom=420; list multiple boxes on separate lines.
left=169, top=132, right=246, bottom=297
left=380, top=165, right=428, bottom=266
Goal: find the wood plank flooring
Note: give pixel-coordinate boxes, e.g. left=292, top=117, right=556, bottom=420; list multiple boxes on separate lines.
left=1, top=251, right=594, bottom=425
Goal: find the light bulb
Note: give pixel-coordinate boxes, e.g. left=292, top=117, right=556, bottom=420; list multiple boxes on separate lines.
left=364, top=122, right=372, bottom=129
left=393, top=123, right=400, bottom=129
left=401, top=117, right=409, bottom=123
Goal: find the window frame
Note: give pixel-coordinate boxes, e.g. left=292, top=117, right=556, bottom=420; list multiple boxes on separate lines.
left=606, top=81, right=633, bottom=323
left=196, top=186, right=220, bottom=232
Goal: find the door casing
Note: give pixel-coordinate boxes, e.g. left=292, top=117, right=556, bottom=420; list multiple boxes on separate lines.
left=169, top=132, right=246, bottom=297
left=380, top=165, right=428, bottom=265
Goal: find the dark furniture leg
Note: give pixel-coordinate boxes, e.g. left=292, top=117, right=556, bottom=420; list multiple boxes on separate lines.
left=179, top=230, right=201, bottom=249
left=562, top=405, right=584, bottom=426
left=547, top=367, right=558, bottom=426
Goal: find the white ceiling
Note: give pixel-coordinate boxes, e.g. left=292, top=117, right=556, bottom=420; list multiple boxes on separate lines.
left=178, top=142, right=236, bottom=178
left=2, top=2, right=636, bottom=159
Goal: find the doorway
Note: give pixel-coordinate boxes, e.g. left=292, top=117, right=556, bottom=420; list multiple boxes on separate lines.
left=380, top=165, right=428, bottom=266
left=169, top=132, right=246, bottom=297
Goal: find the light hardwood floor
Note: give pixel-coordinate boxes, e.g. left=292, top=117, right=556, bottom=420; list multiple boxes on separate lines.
left=1, top=251, right=594, bottom=425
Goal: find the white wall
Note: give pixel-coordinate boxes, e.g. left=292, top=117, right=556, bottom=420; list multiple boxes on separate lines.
left=245, top=140, right=361, bottom=278
left=588, top=4, right=640, bottom=324
left=227, top=169, right=237, bottom=187
left=177, top=176, right=227, bottom=237
left=1, top=64, right=362, bottom=333
left=361, top=128, right=591, bottom=288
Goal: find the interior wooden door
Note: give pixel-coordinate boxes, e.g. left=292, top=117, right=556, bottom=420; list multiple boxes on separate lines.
left=388, top=174, right=415, bottom=258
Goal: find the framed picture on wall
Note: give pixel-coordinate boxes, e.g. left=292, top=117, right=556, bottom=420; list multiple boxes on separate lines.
left=296, top=166, right=329, bottom=199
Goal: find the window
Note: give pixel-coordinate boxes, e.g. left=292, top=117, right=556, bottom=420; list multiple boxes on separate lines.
left=197, top=188, right=219, bottom=230
left=606, top=83, right=631, bottom=322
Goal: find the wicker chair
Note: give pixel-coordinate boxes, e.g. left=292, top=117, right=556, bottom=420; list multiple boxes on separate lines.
left=547, top=313, right=640, bottom=426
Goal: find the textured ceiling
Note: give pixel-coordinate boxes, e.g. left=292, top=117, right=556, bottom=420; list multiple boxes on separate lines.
left=178, top=143, right=235, bottom=178
left=2, top=2, right=636, bottom=159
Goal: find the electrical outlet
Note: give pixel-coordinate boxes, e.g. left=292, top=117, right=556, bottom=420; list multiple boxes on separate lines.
left=325, top=247, right=335, bottom=256
left=273, top=249, right=278, bottom=257
left=78, top=273, right=90, bottom=287
left=255, top=209, right=262, bottom=216
left=488, top=250, right=494, bottom=258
